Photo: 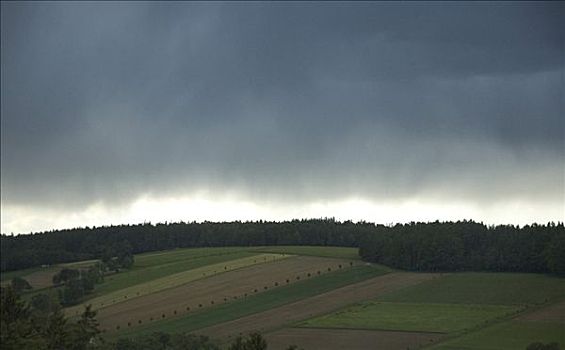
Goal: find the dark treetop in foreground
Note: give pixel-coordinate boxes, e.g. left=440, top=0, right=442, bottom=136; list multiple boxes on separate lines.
left=1, top=220, right=563, bottom=275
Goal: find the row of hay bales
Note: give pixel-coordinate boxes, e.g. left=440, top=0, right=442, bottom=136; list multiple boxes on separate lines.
left=109, top=261, right=355, bottom=332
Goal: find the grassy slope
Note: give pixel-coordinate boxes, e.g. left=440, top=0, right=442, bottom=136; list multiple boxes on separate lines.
left=298, top=301, right=522, bottom=333
left=66, top=253, right=288, bottom=315
left=252, top=246, right=360, bottom=260
left=96, top=245, right=359, bottom=295
left=371, top=272, right=565, bottom=349
left=93, top=251, right=257, bottom=296
left=3, top=245, right=358, bottom=287
left=431, top=321, right=565, bottom=350
left=109, top=265, right=388, bottom=339
left=8, top=245, right=357, bottom=307
left=134, top=247, right=257, bottom=267
left=379, top=272, right=565, bottom=305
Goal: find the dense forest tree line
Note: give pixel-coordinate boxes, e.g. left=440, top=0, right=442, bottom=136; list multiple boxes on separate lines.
left=359, top=221, right=565, bottom=274
left=1, top=220, right=564, bottom=275
left=0, top=219, right=366, bottom=272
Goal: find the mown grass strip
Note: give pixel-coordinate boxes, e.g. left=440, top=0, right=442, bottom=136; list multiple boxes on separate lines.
left=108, top=265, right=388, bottom=339
left=298, top=302, right=523, bottom=334
left=66, top=253, right=289, bottom=316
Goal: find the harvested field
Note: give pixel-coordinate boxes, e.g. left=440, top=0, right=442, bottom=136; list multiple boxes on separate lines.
left=265, top=328, right=444, bottom=350
left=97, top=256, right=359, bottom=331
left=195, top=271, right=439, bottom=341
left=66, top=253, right=288, bottom=317
left=518, top=300, right=565, bottom=323
left=1, top=266, right=62, bottom=289
left=20, top=267, right=62, bottom=289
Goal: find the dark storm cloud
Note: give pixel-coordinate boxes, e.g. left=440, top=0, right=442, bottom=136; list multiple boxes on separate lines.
left=1, top=2, right=563, bottom=209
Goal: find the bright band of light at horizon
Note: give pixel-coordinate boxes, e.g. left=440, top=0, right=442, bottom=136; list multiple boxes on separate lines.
left=2, top=194, right=563, bottom=234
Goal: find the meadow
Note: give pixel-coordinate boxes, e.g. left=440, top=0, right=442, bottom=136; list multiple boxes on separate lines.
left=378, top=272, right=565, bottom=305
left=298, top=301, right=522, bottom=333
left=282, top=270, right=565, bottom=350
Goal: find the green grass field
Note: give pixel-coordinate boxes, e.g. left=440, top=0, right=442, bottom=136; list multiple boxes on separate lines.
left=92, top=251, right=258, bottom=296
left=379, top=272, right=565, bottom=306
left=298, top=301, right=522, bottom=333
left=109, top=265, right=388, bottom=339
left=431, top=320, right=565, bottom=350
left=252, top=246, right=361, bottom=260
left=66, top=253, right=289, bottom=316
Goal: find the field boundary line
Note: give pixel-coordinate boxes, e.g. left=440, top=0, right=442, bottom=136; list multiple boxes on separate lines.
left=196, top=271, right=440, bottom=342
left=65, top=253, right=292, bottom=316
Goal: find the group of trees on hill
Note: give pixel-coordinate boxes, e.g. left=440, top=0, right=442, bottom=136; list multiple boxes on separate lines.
left=48, top=245, right=134, bottom=307
left=47, top=241, right=135, bottom=307
left=1, top=286, right=101, bottom=350
left=10, top=277, right=32, bottom=294
left=0, top=286, right=299, bottom=350
left=359, top=221, right=565, bottom=274
left=0, top=219, right=366, bottom=272
left=53, top=265, right=105, bottom=306
left=1, top=219, right=563, bottom=275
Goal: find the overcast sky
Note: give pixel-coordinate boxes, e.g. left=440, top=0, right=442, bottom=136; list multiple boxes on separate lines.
left=1, top=1, right=564, bottom=234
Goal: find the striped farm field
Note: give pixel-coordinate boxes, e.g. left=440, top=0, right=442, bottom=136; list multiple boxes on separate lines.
left=97, top=255, right=361, bottom=332
left=66, top=253, right=289, bottom=316
left=133, top=247, right=257, bottom=268
left=192, top=266, right=437, bottom=339
left=91, top=250, right=258, bottom=297
left=109, top=265, right=395, bottom=339
left=8, top=244, right=561, bottom=350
